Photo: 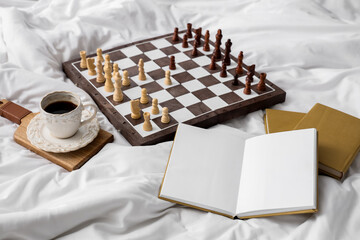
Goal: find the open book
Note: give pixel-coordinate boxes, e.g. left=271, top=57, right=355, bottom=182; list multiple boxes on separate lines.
left=159, top=124, right=318, bottom=219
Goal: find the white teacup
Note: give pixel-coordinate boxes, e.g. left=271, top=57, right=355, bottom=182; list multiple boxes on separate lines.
left=40, top=91, right=97, bottom=139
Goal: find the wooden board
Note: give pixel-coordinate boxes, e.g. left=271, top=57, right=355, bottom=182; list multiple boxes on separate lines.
left=1, top=99, right=114, bottom=171
left=63, top=28, right=286, bottom=146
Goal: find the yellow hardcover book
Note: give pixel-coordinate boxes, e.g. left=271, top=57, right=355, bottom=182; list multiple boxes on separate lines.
left=293, top=103, right=360, bottom=180
left=264, top=109, right=306, bottom=134
left=159, top=124, right=318, bottom=219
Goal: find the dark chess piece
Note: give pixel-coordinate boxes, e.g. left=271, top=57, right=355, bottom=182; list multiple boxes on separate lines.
left=232, top=74, right=239, bottom=86
left=191, top=40, right=198, bottom=57
left=203, top=30, right=210, bottom=51
left=214, top=43, right=221, bottom=59
left=172, top=27, right=179, bottom=42
left=243, top=78, right=251, bottom=95
left=220, top=60, right=227, bottom=78
left=248, top=64, right=255, bottom=77
left=236, top=51, right=244, bottom=75
left=246, top=71, right=254, bottom=82
left=169, top=56, right=176, bottom=70
left=257, top=73, right=267, bottom=91
left=186, top=23, right=193, bottom=38
left=216, top=29, right=222, bottom=44
left=224, top=39, right=232, bottom=65
left=209, top=54, right=217, bottom=70
left=195, top=28, right=202, bottom=46
left=182, top=34, right=189, bottom=48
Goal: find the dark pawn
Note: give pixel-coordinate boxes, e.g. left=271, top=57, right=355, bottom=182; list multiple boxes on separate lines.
left=186, top=23, right=193, bottom=38
left=224, top=39, right=232, bottom=65
left=243, top=78, right=251, bottom=95
left=191, top=40, right=198, bottom=57
left=195, top=28, right=202, bottom=46
left=209, top=55, right=217, bottom=70
left=182, top=34, right=189, bottom=48
left=203, top=30, right=210, bottom=51
left=172, top=27, right=179, bottom=42
left=232, top=74, right=240, bottom=86
left=257, top=73, right=267, bottom=91
left=169, top=56, right=176, bottom=70
left=220, top=60, right=227, bottom=78
left=236, top=51, right=244, bottom=75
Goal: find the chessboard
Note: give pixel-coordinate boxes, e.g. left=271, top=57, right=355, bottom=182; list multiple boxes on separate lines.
left=63, top=27, right=286, bottom=146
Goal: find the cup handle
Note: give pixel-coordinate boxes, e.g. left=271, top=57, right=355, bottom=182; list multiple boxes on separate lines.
left=80, top=104, right=97, bottom=127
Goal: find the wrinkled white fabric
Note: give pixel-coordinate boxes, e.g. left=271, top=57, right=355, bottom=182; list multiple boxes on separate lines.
left=0, top=0, right=360, bottom=239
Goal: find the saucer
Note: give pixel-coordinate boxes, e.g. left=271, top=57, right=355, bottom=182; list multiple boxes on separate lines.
left=27, top=110, right=100, bottom=153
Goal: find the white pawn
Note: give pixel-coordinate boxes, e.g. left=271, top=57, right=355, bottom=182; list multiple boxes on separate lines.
left=97, top=48, right=104, bottom=62
left=151, top=98, right=159, bottom=115
left=138, top=58, right=146, bottom=81
left=113, top=79, right=123, bottom=102
left=164, top=70, right=172, bottom=85
left=96, top=59, right=105, bottom=83
left=122, top=70, right=131, bottom=86
left=161, top=107, right=170, bottom=124
left=104, top=54, right=111, bottom=72
left=104, top=66, right=114, bottom=92
left=140, top=88, right=149, bottom=104
left=113, top=63, right=122, bottom=81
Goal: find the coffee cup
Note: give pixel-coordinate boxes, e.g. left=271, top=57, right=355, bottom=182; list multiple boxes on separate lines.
left=40, top=91, right=97, bottom=138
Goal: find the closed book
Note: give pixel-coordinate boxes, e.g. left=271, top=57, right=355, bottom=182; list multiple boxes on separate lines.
left=264, top=109, right=305, bottom=134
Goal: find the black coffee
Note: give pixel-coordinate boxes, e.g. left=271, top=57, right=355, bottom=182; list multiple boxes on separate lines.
left=44, top=101, right=77, bottom=114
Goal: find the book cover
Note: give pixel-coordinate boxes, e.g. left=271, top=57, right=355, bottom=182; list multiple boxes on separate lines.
left=264, top=109, right=305, bottom=134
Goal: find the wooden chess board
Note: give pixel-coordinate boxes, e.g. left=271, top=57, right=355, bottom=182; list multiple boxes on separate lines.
left=63, top=29, right=286, bottom=145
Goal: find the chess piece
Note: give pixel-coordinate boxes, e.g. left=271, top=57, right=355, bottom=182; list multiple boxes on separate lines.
left=97, top=48, right=104, bottom=62
left=122, top=70, right=131, bottom=86
left=130, top=99, right=141, bottom=119
left=161, top=107, right=170, bottom=124
left=172, top=27, right=179, bottom=42
left=246, top=71, right=254, bottom=83
left=186, top=23, right=193, bottom=38
left=164, top=70, right=172, bottom=85
left=209, top=55, right=217, bottom=70
left=224, top=39, right=232, bottom=65
left=216, top=29, right=223, bottom=44
left=87, top=58, right=96, bottom=75
left=113, top=79, right=123, bottom=102
left=236, top=51, right=244, bottom=75
left=104, top=65, right=114, bottom=92
left=195, top=28, right=202, bottom=46
left=191, top=40, right=198, bottom=57
left=151, top=98, right=159, bottom=115
left=113, top=63, right=122, bottom=81
left=104, top=54, right=111, bottom=72
left=80, top=51, right=87, bottom=69
left=232, top=74, right=239, bottom=86
left=169, top=56, right=176, bottom=70
left=214, top=29, right=222, bottom=59
left=96, top=59, right=105, bottom=83
left=182, top=34, right=189, bottom=48
left=243, top=78, right=251, bottom=95
left=140, top=88, right=149, bottom=104
left=138, top=58, right=146, bottom=80
left=143, top=112, right=152, bottom=131
left=248, top=64, right=255, bottom=78
left=257, top=73, right=267, bottom=91
left=220, top=60, right=227, bottom=78
left=203, top=30, right=210, bottom=51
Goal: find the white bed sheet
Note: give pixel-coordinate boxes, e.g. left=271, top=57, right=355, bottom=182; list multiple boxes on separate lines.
left=1, top=0, right=360, bottom=239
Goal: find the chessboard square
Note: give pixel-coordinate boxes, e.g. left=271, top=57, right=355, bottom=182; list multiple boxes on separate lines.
left=223, top=79, right=245, bottom=91
left=227, top=59, right=238, bottom=69
left=198, top=45, right=215, bottom=55
left=81, top=70, right=96, bottom=80
left=160, top=98, right=184, bottom=112
left=202, top=96, right=228, bottom=110
left=187, top=102, right=212, bottom=116
left=187, top=67, right=210, bottom=79
left=144, top=60, right=161, bottom=72
left=96, top=84, right=114, bottom=97
left=192, top=55, right=211, bottom=66
left=208, top=83, right=232, bottom=95
left=89, top=78, right=105, bottom=88
left=172, top=52, right=191, bottom=63
left=184, top=50, right=204, bottom=58
left=156, top=77, right=180, bottom=89
left=153, top=57, right=169, bottom=67
left=73, top=62, right=86, bottom=72
left=251, top=84, right=274, bottom=95
left=213, top=71, right=235, bottom=82
left=136, top=42, right=157, bottom=52
left=106, top=94, right=131, bottom=106
left=123, top=86, right=142, bottom=99
left=149, top=89, right=174, bottom=103
left=192, top=88, right=216, bottom=101
left=165, top=36, right=183, bottom=45
left=178, top=60, right=199, bottom=70
left=125, top=113, right=144, bottom=126
left=219, top=92, right=243, bottom=104
left=151, top=38, right=172, bottom=49
left=131, top=74, right=155, bottom=86
left=142, top=106, right=162, bottom=119
left=167, top=85, right=190, bottom=98
left=115, top=58, right=137, bottom=70
left=153, top=115, right=178, bottom=129
left=130, top=54, right=151, bottom=64
left=114, top=100, right=132, bottom=116
left=141, top=81, right=163, bottom=94
left=234, top=88, right=259, bottom=100
left=108, top=51, right=127, bottom=61
left=160, top=46, right=180, bottom=55
left=173, top=42, right=191, bottom=52
left=176, top=93, right=201, bottom=107
left=126, top=65, right=139, bottom=77
left=169, top=108, right=195, bottom=123
left=204, top=64, right=222, bottom=74
left=182, top=80, right=206, bottom=92
left=121, top=79, right=138, bottom=91
left=133, top=120, right=161, bottom=137
left=198, top=75, right=221, bottom=87
left=162, top=64, right=185, bottom=75
left=148, top=68, right=165, bottom=80
left=172, top=71, right=195, bottom=83
left=144, top=49, right=167, bottom=60
left=139, top=96, right=153, bottom=110
left=121, top=46, right=143, bottom=57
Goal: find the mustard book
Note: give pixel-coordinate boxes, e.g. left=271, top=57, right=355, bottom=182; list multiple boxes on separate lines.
left=264, top=109, right=305, bottom=134
left=159, top=124, right=318, bottom=219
